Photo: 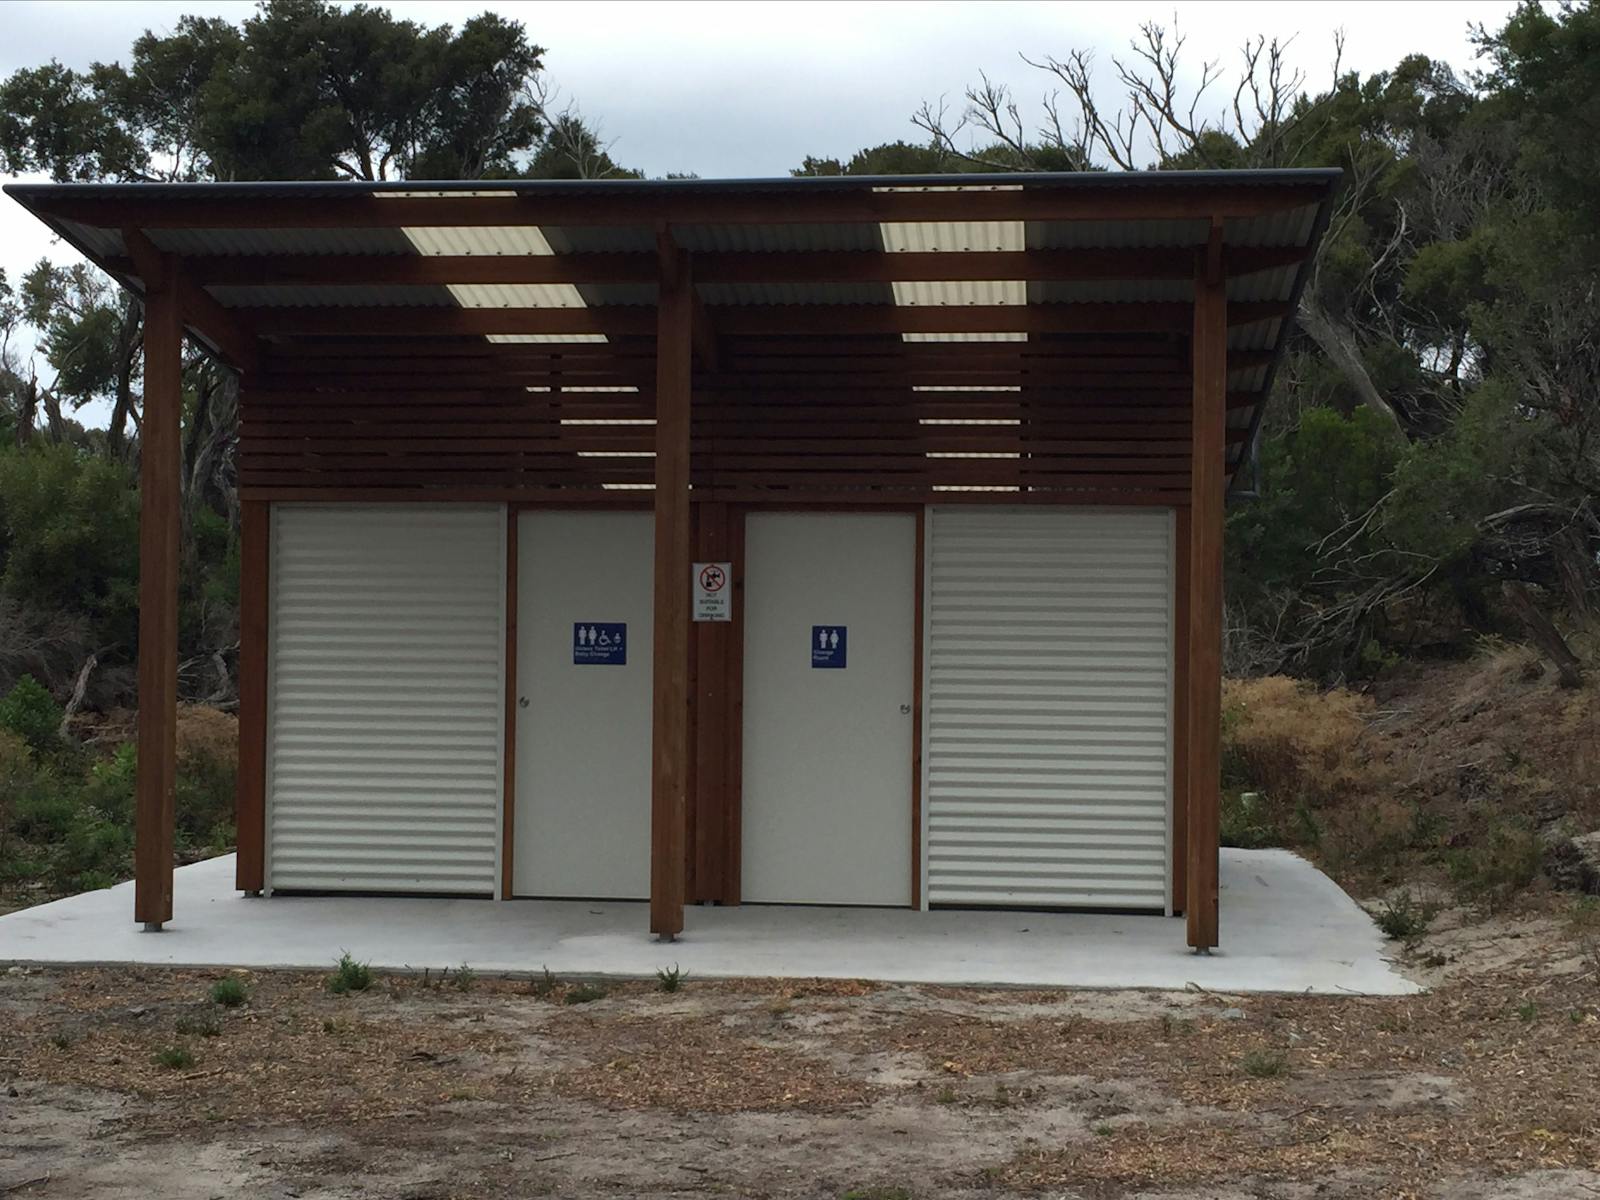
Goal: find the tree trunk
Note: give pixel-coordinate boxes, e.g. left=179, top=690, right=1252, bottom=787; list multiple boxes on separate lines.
left=58, top=653, right=99, bottom=739
left=1502, top=582, right=1585, bottom=688
left=1297, top=295, right=1410, bottom=440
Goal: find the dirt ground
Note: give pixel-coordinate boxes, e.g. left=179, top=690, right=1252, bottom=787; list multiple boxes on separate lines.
left=2, top=907, right=1598, bottom=1200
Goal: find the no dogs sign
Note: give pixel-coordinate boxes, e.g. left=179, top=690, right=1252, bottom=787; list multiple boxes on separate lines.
left=692, top=561, right=732, bottom=622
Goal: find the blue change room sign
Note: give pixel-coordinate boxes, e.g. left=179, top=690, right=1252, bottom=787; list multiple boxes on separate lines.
left=811, top=625, right=847, bottom=669
left=573, top=623, right=627, bottom=665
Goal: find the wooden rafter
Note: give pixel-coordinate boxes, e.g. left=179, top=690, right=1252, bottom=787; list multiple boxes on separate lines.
left=237, top=301, right=1290, bottom=338
left=160, top=245, right=1309, bottom=288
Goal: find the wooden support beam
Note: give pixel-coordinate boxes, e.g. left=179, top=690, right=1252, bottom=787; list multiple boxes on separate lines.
left=650, top=246, right=694, bottom=940
left=123, top=229, right=258, bottom=374
left=134, top=262, right=183, bottom=929
left=37, top=182, right=1326, bottom=231
left=173, top=245, right=1309, bottom=288
left=234, top=499, right=268, bottom=894
left=237, top=300, right=1290, bottom=339
left=1185, top=224, right=1227, bottom=952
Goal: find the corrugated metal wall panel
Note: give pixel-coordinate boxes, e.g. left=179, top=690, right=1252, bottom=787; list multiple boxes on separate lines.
left=267, top=504, right=505, bottom=894
left=925, top=507, right=1172, bottom=910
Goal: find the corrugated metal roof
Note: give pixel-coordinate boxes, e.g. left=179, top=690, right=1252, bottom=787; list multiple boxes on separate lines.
left=2, top=167, right=1343, bottom=202
left=4, top=168, right=1342, bottom=492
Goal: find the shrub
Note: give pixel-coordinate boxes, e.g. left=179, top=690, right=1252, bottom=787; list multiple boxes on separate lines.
left=153, top=1045, right=195, bottom=1070
left=77, top=743, right=136, bottom=826
left=452, top=962, right=475, bottom=992
left=1222, top=677, right=1376, bottom=809
left=1220, top=790, right=1278, bottom=849
left=528, top=967, right=559, bottom=998
left=175, top=1013, right=222, bottom=1037
left=0, top=675, right=62, bottom=756
left=1447, top=822, right=1542, bottom=911
left=209, top=977, right=248, bottom=1007
left=656, top=964, right=687, bottom=993
left=327, top=952, right=374, bottom=995
left=56, top=808, right=132, bottom=891
left=1374, top=890, right=1438, bottom=941
left=1240, top=1048, right=1290, bottom=1078
left=1, top=729, right=60, bottom=855
left=174, top=707, right=237, bottom=851
left=563, top=982, right=608, bottom=1005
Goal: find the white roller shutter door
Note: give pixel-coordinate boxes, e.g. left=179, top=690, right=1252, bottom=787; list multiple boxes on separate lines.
left=924, top=507, right=1173, bottom=911
left=267, top=504, right=505, bottom=894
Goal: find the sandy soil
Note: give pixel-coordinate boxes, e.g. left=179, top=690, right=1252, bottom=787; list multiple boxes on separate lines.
left=2, top=922, right=1599, bottom=1200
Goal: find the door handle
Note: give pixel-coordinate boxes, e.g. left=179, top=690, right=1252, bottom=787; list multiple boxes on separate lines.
left=899, top=703, right=912, bottom=714
left=518, top=697, right=530, bottom=709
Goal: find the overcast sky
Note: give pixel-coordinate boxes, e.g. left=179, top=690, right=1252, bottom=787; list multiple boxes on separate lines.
left=2, top=0, right=1518, bottom=406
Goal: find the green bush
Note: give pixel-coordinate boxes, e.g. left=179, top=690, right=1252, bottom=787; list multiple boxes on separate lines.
left=1446, top=823, right=1542, bottom=911
left=56, top=808, right=132, bottom=891
left=0, top=443, right=140, bottom=646
left=78, top=743, right=136, bottom=826
left=209, top=977, right=248, bottom=1007
left=153, top=1045, right=195, bottom=1070
left=327, top=952, right=374, bottom=995
left=0, top=675, right=62, bottom=756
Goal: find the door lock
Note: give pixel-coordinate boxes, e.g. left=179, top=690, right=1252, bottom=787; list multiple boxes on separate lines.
left=518, top=696, right=530, bottom=709
left=899, top=703, right=912, bottom=714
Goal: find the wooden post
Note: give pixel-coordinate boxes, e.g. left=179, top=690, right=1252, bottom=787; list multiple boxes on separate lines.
left=650, top=238, right=693, bottom=939
left=134, top=266, right=183, bottom=929
left=1185, top=224, right=1226, bottom=951
left=234, top=498, right=269, bottom=894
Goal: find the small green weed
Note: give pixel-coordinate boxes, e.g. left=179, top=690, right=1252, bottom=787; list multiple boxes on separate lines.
left=1446, top=823, right=1542, bottom=911
left=1374, top=890, right=1438, bottom=941
left=49, top=1032, right=73, bottom=1050
left=934, top=1084, right=957, bottom=1104
left=452, top=963, right=476, bottom=992
left=153, top=1045, right=195, bottom=1070
left=529, top=967, right=559, bottom=998
left=1092, top=1122, right=1115, bottom=1137
left=842, top=1189, right=913, bottom=1200
left=656, top=964, right=687, bottom=993
left=175, top=1013, right=222, bottom=1038
left=1240, top=1048, right=1289, bottom=1078
left=208, top=977, right=248, bottom=1007
left=327, top=951, right=374, bottom=995
left=1516, top=1001, right=1539, bottom=1023
left=564, top=982, right=608, bottom=1005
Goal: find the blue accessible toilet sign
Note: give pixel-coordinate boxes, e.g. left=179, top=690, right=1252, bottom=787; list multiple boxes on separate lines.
left=573, top=622, right=627, bottom=665
left=811, top=625, right=847, bottom=669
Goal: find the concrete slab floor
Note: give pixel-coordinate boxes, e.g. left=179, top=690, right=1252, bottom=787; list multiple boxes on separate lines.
left=0, top=848, right=1419, bottom=995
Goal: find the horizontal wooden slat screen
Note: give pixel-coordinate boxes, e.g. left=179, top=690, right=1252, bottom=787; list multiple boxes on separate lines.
left=239, top=334, right=1198, bottom=503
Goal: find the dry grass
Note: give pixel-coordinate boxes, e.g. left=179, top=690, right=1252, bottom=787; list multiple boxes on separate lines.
left=174, top=704, right=237, bottom=769
left=6, top=960, right=1600, bottom=1196
left=1222, top=675, right=1382, bottom=808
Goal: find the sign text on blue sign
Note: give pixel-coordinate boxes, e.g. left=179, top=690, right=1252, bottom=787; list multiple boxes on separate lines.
left=811, top=625, right=847, bottom=669
left=573, top=622, right=627, bottom=665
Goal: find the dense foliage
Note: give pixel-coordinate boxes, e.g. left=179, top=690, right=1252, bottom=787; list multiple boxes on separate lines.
left=0, top=1, right=1593, bottom=742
